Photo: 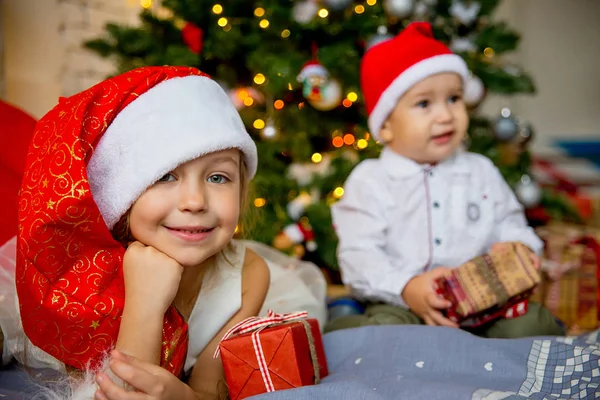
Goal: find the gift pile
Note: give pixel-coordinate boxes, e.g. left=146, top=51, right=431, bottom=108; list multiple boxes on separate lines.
left=215, top=310, right=328, bottom=399
left=532, top=223, right=600, bottom=333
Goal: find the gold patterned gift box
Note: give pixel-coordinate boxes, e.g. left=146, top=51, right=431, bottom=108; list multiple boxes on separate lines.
left=435, top=243, right=541, bottom=327
left=532, top=223, right=600, bottom=333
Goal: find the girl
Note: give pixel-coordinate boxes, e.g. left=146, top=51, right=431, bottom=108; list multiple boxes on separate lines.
left=0, top=66, right=326, bottom=399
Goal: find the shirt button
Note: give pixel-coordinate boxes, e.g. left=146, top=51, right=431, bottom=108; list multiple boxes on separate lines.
left=429, top=171, right=434, bottom=177
left=434, top=238, right=442, bottom=245
left=433, top=201, right=440, bottom=208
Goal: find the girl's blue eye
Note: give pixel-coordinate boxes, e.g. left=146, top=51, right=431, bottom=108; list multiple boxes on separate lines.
left=208, top=174, right=229, bottom=184
left=416, top=100, right=429, bottom=108
left=448, top=95, right=462, bottom=104
left=157, top=173, right=175, bottom=182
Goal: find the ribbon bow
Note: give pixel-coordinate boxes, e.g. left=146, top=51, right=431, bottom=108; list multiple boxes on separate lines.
left=213, top=310, right=309, bottom=393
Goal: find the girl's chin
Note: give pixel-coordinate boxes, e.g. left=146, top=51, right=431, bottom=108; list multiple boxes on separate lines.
left=171, top=252, right=214, bottom=269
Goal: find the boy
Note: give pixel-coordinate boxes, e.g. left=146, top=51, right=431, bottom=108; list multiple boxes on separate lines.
left=329, top=22, right=563, bottom=338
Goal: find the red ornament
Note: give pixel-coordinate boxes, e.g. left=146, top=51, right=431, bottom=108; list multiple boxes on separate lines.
left=181, top=22, right=204, bottom=54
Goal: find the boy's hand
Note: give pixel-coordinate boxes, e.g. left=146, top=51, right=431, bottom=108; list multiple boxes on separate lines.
left=491, top=242, right=540, bottom=270
left=401, top=268, right=459, bottom=328
left=95, top=350, right=198, bottom=400
left=122, top=241, right=184, bottom=315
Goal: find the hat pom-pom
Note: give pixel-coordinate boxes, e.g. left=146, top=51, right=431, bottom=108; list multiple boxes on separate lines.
left=408, top=21, right=434, bottom=38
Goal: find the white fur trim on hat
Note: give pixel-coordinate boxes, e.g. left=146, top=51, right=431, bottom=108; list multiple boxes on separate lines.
left=297, top=64, right=328, bottom=82
left=368, top=54, right=468, bottom=140
left=87, top=75, right=258, bottom=230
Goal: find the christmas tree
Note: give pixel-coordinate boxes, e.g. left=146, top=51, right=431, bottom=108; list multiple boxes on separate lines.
left=85, top=0, right=577, bottom=272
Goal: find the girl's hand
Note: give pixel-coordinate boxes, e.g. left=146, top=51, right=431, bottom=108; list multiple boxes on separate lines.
left=123, top=242, right=184, bottom=315
left=401, top=267, right=459, bottom=328
left=95, top=350, right=197, bottom=400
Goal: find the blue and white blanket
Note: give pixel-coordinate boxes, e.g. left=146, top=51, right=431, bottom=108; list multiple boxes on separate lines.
left=256, top=325, right=600, bottom=400
left=1, top=325, right=599, bottom=399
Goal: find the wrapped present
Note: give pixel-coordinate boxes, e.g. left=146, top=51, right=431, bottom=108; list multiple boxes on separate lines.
left=435, top=242, right=541, bottom=327
left=533, top=223, right=600, bottom=333
left=569, top=192, right=600, bottom=228
left=215, top=310, right=328, bottom=400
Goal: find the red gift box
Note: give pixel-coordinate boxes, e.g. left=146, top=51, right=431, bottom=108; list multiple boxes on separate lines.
left=433, top=243, right=540, bottom=328
left=435, top=278, right=530, bottom=328
left=215, top=311, right=328, bottom=400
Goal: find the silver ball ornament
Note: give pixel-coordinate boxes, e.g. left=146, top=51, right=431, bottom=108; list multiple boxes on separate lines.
left=515, top=174, right=542, bottom=208
left=518, top=123, right=534, bottom=146
left=323, top=0, right=353, bottom=11
left=293, top=0, right=319, bottom=24
left=261, top=120, right=278, bottom=140
left=463, top=74, right=485, bottom=108
left=493, top=108, right=520, bottom=141
left=366, top=26, right=394, bottom=50
left=384, top=0, right=415, bottom=19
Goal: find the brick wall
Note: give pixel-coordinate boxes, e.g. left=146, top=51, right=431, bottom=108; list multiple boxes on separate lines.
left=58, top=0, right=142, bottom=96
left=3, top=0, right=143, bottom=116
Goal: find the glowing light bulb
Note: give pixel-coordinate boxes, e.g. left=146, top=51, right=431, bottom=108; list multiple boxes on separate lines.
left=253, top=119, right=266, bottom=129
left=254, top=73, right=266, bottom=85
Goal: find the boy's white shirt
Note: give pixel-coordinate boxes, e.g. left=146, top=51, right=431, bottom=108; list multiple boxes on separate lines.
left=331, top=147, right=543, bottom=307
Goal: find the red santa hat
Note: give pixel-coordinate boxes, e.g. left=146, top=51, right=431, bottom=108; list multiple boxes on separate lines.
left=16, top=66, right=256, bottom=375
left=88, top=70, right=257, bottom=230
left=361, top=22, right=469, bottom=140
left=297, top=59, right=328, bottom=82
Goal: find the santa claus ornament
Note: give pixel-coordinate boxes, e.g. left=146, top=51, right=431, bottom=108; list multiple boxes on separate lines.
left=285, top=221, right=318, bottom=252
left=274, top=220, right=318, bottom=256
left=297, top=59, right=343, bottom=111
left=297, top=59, right=329, bottom=102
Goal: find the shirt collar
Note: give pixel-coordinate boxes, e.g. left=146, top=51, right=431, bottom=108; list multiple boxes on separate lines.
left=380, top=147, right=470, bottom=178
